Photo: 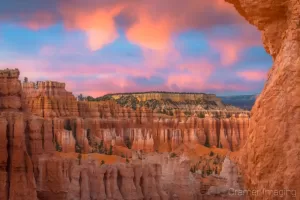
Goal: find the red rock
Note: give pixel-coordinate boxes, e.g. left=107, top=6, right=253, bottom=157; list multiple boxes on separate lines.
left=23, top=81, right=79, bottom=118
left=226, top=0, right=300, bottom=199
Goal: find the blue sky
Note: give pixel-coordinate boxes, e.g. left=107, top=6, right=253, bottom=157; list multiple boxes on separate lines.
left=0, top=0, right=273, bottom=96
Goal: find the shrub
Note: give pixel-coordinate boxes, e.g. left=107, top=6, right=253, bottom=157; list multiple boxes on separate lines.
left=204, top=137, right=210, bottom=148
left=55, top=143, right=62, bottom=152
left=126, top=158, right=130, bottom=163
left=190, top=166, right=196, bottom=173
left=77, top=153, right=82, bottom=165
left=75, top=144, right=82, bottom=153
left=209, top=151, right=215, bottom=157
left=100, top=160, right=105, bottom=166
left=108, top=145, right=113, bottom=155
left=198, top=113, right=205, bottom=118
left=98, top=140, right=104, bottom=153
left=170, top=152, right=177, bottom=158
left=184, top=111, right=192, bottom=116
left=206, top=169, right=213, bottom=176
left=125, top=139, right=132, bottom=149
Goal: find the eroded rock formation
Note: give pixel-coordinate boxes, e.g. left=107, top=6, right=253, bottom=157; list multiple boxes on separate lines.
left=21, top=80, right=250, bottom=152
left=0, top=69, right=38, bottom=200
left=225, top=0, right=300, bottom=199
left=0, top=68, right=250, bottom=200
left=22, top=81, right=79, bottom=117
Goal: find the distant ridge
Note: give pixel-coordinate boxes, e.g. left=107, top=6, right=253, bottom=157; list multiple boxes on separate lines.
left=218, top=94, right=258, bottom=110
left=102, top=91, right=214, bottom=96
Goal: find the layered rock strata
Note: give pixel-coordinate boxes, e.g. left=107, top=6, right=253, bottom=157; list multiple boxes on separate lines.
left=225, top=0, right=300, bottom=199
left=0, top=69, right=38, bottom=200
left=22, top=81, right=250, bottom=152
left=35, top=155, right=168, bottom=200
left=22, top=80, right=79, bottom=117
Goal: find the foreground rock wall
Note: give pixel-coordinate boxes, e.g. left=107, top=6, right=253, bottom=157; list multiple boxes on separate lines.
left=226, top=0, right=300, bottom=199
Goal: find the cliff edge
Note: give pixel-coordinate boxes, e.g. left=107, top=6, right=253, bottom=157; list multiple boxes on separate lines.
left=226, top=0, right=300, bottom=199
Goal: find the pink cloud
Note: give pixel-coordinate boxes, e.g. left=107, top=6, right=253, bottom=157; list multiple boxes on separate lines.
left=208, top=25, right=262, bottom=66
left=4, top=0, right=244, bottom=52
left=179, top=59, right=214, bottom=74
left=209, top=39, right=241, bottom=66
left=237, top=70, right=267, bottom=81
left=20, top=11, right=57, bottom=30
left=167, top=59, right=215, bottom=90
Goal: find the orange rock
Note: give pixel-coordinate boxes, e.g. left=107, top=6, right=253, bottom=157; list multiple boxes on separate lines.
left=226, top=0, right=300, bottom=199
left=23, top=81, right=79, bottom=118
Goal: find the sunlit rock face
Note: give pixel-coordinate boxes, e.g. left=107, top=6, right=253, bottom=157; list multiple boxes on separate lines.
left=21, top=78, right=250, bottom=153
left=0, top=68, right=250, bottom=200
left=226, top=0, right=300, bottom=199
left=82, top=115, right=249, bottom=153
left=22, top=80, right=79, bottom=118
left=0, top=69, right=38, bottom=200
left=34, top=154, right=169, bottom=200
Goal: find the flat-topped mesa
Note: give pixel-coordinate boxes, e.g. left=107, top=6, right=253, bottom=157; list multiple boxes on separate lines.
left=0, top=68, right=22, bottom=110
left=22, top=80, right=79, bottom=118
left=110, top=92, right=224, bottom=105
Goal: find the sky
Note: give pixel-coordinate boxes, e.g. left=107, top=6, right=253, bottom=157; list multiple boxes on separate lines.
left=0, top=0, right=273, bottom=97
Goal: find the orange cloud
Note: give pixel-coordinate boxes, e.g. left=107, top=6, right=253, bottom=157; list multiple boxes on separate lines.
left=126, top=13, right=173, bottom=50
left=59, top=4, right=124, bottom=51
left=125, top=10, right=177, bottom=68
left=9, top=0, right=244, bottom=53
left=237, top=70, right=267, bottom=81
left=209, top=39, right=241, bottom=66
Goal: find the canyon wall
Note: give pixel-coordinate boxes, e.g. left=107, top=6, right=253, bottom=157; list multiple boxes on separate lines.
left=22, top=81, right=79, bottom=117
left=0, top=68, right=249, bottom=200
left=35, top=154, right=169, bottom=200
left=226, top=0, right=300, bottom=199
left=21, top=80, right=250, bottom=152
left=0, top=69, right=38, bottom=200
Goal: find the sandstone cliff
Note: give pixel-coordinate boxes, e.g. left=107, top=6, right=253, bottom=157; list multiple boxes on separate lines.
left=225, top=0, right=300, bottom=199
left=0, top=68, right=251, bottom=200
left=35, top=154, right=168, bottom=200
left=21, top=80, right=250, bottom=152
left=0, top=69, right=38, bottom=200
left=22, top=80, right=79, bottom=118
